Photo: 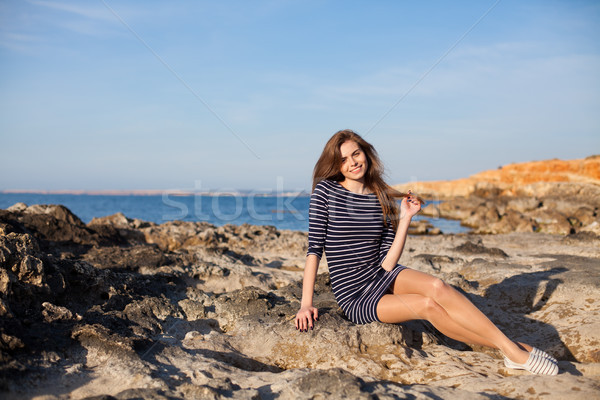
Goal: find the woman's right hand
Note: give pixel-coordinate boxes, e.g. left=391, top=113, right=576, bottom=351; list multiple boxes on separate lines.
left=400, top=190, right=422, bottom=220
left=295, top=305, right=319, bottom=332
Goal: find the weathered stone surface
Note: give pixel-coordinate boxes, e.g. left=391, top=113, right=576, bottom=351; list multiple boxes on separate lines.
left=453, top=240, right=508, bottom=258
left=1, top=204, right=599, bottom=400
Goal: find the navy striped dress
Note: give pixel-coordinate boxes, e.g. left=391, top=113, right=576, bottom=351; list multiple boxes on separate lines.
left=307, top=179, right=406, bottom=324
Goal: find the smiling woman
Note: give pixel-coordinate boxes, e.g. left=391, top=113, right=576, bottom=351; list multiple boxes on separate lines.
left=294, top=129, right=559, bottom=376
left=311, top=130, right=423, bottom=232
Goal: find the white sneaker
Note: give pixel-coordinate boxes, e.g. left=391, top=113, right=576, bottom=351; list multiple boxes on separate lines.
left=531, top=347, right=557, bottom=363
left=504, top=352, right=558, bottom=375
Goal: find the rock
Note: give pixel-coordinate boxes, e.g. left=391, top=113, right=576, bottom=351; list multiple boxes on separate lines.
left=394, top=156, right=600, bottom=199
left=409, top=219, right=442, bottom=235
left=463, top=203, right=501, bottom=228
left=437, top=197, right=483, bottom=220
left=421, top=203, right=440, bottom=219
left=0, top=232, right=54, bottom=319
left=6, top=203, right=27, bottom=213
left=81, top=244, right=169, bottom=271
left=87, top=212, right=149, bottom=244
left=0, top=332, right=24, bottom=352
left=505, top=197, right=542, bottom=213
left=395, top=157, right=600, bottom=236
left=178, top=299, right=206, bottom=321
left=572, top=206, right=597, bottom=227
left=42, top=302, right=77, bottom=322
left=453, top=240, right=508, bottom=258
left=88, top=212, right=151, bottom=230
left=140, top=220, right=221, bottom=252
left=1, top=205, right=599, bottom=400
left=476, top=209, right=537, bottom=234
left=412, top=254, right=464, bottom=273
left=581, top=220, right=600, bottom=235
left=530, top=209, right=574, bottom=234
left=71, top=323, right=139, bottom=362
left=1, top=203, right=115, bottom=248
left=22, top=204, right=85, bottom=226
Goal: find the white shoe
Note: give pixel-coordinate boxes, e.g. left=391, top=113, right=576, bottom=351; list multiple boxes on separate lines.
left=504, top=352, right=558, bottom=375
left=531, top=347, right=557, bottom=363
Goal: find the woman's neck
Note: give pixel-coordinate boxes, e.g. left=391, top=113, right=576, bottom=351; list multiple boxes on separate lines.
left=340, top=179, right=370, bottom=195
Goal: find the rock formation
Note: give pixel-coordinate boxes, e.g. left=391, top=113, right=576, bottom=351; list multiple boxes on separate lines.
left=0, top=203, right=599, bottom=399
left=395, top=156, right=600, bottom=235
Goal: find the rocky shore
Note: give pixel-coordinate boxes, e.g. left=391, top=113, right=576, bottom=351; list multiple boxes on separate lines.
left=395, top=156, right=600, bottom=235
left=1, top=199, right=599, bottom=399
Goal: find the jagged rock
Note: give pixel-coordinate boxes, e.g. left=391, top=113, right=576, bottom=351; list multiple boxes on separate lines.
left=462, top=202, right=501, bottom=228
left=0, top=204, right=119, bottom=248
left=42, top=302, right=78, bottom=323
left=0, top=232, right=57, bottom=321
left=87, top=212, right=149, bottom=244
left=71, top=323, right=139, bottom=362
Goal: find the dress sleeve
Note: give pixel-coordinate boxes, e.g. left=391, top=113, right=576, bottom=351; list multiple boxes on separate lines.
left=306, top=181, right=329, bottom=259
left=379, top=216, right=396, bottom=264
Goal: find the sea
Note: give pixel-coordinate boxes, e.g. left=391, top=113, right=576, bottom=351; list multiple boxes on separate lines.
left=0, top=193, right=469, bottom=234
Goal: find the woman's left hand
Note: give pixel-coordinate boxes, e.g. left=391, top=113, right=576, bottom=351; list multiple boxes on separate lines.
left=400, top=190, right=422, bottom=219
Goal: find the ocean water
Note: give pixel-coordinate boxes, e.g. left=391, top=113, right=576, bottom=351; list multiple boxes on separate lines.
left=0, top=193, right=469, bottom=234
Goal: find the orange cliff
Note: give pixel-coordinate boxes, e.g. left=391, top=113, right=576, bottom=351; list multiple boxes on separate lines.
left=394, top=155, right=600, bottom=199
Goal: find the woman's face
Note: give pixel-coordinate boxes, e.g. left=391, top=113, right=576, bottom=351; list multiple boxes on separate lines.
left=339, top=140, right=368, bottom=182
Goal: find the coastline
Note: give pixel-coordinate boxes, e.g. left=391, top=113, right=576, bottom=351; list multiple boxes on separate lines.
left=0, top=195, right=464, bottom=235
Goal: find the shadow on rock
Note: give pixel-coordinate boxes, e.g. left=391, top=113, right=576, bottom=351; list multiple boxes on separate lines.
left=477, top=267, right=577, bottom=362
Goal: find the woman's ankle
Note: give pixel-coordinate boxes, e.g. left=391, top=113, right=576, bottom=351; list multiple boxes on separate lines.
left=502, top=344, right=529, bottom=364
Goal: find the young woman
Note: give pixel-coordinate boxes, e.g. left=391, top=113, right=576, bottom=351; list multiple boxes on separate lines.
left=294, top=129, right=558, bottom=375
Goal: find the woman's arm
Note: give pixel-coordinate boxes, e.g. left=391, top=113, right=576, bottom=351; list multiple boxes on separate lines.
left=381, top=193, right=421, bottom=271
left=295, top=254, right=320, bottom=331
left=296, top=181, right=328, bottom=331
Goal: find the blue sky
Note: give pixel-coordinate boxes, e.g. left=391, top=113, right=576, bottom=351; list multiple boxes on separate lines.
left=1, top=0, right=599, bottom=192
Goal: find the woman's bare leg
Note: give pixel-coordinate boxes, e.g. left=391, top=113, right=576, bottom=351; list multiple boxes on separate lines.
left=383, top=269, right=530, bottom=363
left=378, top=293, right=496, bottom=347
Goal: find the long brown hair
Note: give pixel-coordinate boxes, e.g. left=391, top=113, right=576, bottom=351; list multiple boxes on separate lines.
left=312, top=129, right=423, bottom=230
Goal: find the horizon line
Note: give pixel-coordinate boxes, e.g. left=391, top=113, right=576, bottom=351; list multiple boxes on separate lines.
left=0, top=189, right=311, bottom=197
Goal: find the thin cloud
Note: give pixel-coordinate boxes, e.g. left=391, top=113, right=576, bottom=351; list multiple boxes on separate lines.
left=24, top=0, right=125, bottom=38
left=0, top=0, right=121, bottom=53
left=26, top=0, right=115, bottom=22
left=0, top=32, right=46, bottom=53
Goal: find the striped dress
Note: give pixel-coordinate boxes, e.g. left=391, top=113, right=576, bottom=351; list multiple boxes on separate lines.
left=307, top=179, right=406, bottom=324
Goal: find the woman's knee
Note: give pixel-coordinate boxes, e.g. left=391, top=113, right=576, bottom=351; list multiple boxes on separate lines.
left=430, top=277, right=453, bottom=300
left=421, top=296, right=445, bottom=319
